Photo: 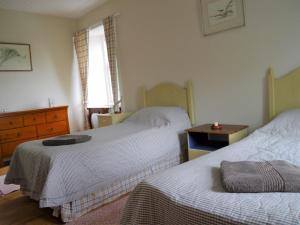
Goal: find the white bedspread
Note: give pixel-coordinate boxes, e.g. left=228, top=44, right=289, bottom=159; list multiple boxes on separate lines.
left=122, top=109, right=300, bottom=225
left=5, top=107, right=191, bottom=208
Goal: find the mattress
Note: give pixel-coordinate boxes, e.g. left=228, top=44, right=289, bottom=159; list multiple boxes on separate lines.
left=122, top=110, right=300, bottom=225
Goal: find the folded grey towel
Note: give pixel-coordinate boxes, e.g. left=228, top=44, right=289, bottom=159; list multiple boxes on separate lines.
left=221, top=160, right=300, bottom=193
left=42, top=135, right=92, bottom=146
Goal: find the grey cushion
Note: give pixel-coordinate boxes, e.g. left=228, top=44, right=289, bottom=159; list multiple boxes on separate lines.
left=42, top=135, right=91, bottom=146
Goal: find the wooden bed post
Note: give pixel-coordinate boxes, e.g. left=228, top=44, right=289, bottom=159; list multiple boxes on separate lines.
left=186, top=80, right=195, bottom=126
left=268, top=67, right=276, bottom=121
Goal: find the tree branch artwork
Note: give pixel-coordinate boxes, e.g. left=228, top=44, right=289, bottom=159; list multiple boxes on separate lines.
left=210, top=0, right=234, bottom=20
left=201, top=0, right=245, bottom=35
left=0, top=43, right=32, bottom=71
left=0, top=48, right=23, bottom=67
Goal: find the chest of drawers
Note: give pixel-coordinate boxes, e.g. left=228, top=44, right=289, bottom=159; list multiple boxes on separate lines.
left=0, top=106, right=70, bottom=166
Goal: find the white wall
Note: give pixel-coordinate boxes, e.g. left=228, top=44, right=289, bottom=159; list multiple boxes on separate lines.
left=79, top=0, right=300, bottom=130
left=0, top=9, right=84, bottom=131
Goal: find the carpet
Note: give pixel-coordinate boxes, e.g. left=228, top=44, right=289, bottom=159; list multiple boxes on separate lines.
left=0, top=174, right=20, bottom=196
left=69, top=195, right=129, bottom=225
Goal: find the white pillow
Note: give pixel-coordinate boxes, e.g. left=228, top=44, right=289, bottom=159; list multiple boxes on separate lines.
left=126, top=107, right=170, bottom=127
left=125, top=107, right=191, bottom=128
left=261, top=109, right=300, bottom=136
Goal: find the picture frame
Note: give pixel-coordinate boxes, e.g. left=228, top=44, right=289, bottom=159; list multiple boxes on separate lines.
left=0, top=42, right=33, bottom=71
left=200, top=0, right=245, bottom=36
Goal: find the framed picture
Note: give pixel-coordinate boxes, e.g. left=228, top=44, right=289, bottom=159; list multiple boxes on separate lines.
left=0, top=42, right=32, bottom=71
left=200, top=0, right=245, bottom=36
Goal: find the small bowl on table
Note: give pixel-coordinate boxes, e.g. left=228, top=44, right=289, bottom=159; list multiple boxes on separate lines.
left=211, top=123, right=223, bottom=130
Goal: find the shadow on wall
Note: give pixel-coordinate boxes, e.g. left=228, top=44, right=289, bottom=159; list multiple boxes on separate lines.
left=69, top=47, right=84, bottom=132
left=262, top=68, right=270, bottom=125
left=137, top=86, right=145, bottom=109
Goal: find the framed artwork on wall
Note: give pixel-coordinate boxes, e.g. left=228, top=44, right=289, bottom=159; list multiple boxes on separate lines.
left=0, top=42, right=33, bottom=71
left=200, top=0, right=245, bottom=36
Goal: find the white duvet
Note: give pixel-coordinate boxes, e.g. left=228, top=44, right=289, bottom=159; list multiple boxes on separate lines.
left=122, top=109, right=300, bottom=225
left=5, top=107, right=191, bottom=208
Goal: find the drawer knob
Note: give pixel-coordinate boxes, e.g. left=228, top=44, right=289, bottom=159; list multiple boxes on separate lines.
left=17, top=132, right=21, bottom=137
left=33, top=118, right=36, bottom=121
left=48, top=128, right=54, bottom=132
left=9, top=121, right=13, bottom=125
left=53, top=115, right=58, bottom=119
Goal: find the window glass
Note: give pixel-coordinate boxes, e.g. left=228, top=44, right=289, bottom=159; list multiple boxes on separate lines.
left=87, top=25, right=113, bottom=108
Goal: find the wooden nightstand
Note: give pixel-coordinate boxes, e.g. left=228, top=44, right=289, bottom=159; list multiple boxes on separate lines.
left=97, top=112, right=132, bottom=127
left=186, top=124, right=248, bottom=160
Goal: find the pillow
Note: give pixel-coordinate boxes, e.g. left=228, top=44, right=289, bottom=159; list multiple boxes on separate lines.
left=125, top=107, right=170, bottom=127
left=260, top=109, right=300, bottom=136
left=125, top=107, right=191, bottom=128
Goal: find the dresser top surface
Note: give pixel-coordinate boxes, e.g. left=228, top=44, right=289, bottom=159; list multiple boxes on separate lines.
left=0, top=106, right=68, bottom=118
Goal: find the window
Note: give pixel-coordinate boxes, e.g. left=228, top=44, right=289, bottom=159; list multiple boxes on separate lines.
left=87, top=25, right=114, bottom=108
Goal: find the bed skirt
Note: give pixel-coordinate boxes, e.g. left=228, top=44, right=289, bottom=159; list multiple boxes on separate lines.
left=52, top=153, right=182, bottom=222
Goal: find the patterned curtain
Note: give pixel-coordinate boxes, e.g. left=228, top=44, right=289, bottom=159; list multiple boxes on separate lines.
left=73, top=30, right=90, bottom=130
left=104, top=16, right=120, bottom=106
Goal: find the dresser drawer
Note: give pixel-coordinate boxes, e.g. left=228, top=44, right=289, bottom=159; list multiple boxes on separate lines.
left=37, top=121, right=68, bottom=137
left=1, top=139, right=35, bottom=158
left=46, top=110, right=67, bottom=123
left=2, top=142, right=17, bottom=158
left=0, top=126, right=37, bottom=143
left=0, top=116, right=23, bottom=131
left=24, top=112, right=46, bottom=126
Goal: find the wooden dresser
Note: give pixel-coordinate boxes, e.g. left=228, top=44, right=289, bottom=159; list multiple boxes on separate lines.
left=0, top=106, right=70, bottom=166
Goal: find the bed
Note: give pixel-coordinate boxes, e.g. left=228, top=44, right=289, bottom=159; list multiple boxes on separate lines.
left=4, top=81, right=195, bottom=222
left=121, top=67, right=300, bottom=225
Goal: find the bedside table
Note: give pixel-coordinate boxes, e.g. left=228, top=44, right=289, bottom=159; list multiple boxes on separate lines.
left=98, top=112, right=132, bottom=127
left=186, top=124, right=248, bottom=160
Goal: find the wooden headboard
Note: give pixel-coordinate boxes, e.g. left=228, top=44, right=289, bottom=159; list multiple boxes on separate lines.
left=268, top=67, right=300, bottom=120
left=142, top=81, right=195, bottom=125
